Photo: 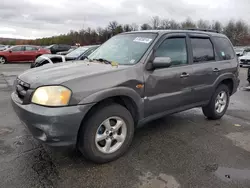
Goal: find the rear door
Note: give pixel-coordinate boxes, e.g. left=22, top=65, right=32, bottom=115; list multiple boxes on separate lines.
left=9, top=46, right=25, bottom=62
left=187, top=34, right=219, bottom=103
left=24, top=46, right=39, bottom=61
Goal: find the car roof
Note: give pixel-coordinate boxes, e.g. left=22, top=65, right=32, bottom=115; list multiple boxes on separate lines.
left=123, top=29, right=226, bottom=37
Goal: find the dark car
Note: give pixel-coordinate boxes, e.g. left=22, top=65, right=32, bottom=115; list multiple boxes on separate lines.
left=0, top=45, right=51, bottom=64
left=12, top=30, right=239, bottom=163
left=65, top=45, right=100, bottom=61
left=30, top=45, right=100, bottom=68
left=46, top=44, right=71, bottom=54
left=57, top=46, right=78, bottom=55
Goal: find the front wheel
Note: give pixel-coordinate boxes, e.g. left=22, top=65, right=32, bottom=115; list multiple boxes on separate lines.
left=0, top=56, right=7, bottom=64
left=202, top=84, right=230, bottom=120
left=78, top=103, right=134, bottom=163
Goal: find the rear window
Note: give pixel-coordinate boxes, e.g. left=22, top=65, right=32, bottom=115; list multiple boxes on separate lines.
left=214, top=37, right=235, bottom=60
left=191, top=38, right=215, bottom=63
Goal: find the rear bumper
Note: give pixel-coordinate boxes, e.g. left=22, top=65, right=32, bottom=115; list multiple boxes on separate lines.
left=233, top=77, right=240, bottom=95
left=11, top=92, right=94, bottom=147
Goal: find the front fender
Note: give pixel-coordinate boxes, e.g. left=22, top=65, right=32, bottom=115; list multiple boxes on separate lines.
left=78, top=87, right=144, bottom=119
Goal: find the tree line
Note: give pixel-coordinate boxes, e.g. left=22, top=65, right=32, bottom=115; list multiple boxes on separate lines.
left=2, top=17, right=250, bottom=46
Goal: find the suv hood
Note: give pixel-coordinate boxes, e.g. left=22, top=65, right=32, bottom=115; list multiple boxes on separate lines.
left=18, top=61, right=129, bottom=88
left=239, top=55, right=250, bottom=60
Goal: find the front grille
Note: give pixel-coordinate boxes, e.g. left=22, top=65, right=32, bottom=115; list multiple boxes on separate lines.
left=15, top=78, right=30, bottom=102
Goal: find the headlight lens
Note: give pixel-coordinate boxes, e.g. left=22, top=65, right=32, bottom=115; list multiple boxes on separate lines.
left=31, top=86, right=71, bottom=106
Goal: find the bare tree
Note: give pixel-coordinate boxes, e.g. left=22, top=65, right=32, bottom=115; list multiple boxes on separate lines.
left=151, top=16, right=161, bottom=29
left=211, top=21, right=223, bottom=32
left=197, top=19, right=211, bottom=29
left=141, top=23, right=152, bottom=30
left=181, top=18, right=196, bottom=29
left=131, top=23, right=139, bottom=31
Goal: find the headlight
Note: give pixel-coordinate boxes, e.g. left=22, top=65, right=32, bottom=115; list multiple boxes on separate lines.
left=31, top=86, right=71, bottom=106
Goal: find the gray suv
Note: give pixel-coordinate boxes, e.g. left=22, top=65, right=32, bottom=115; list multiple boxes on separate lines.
left=11, top=30, right=240, bottom=163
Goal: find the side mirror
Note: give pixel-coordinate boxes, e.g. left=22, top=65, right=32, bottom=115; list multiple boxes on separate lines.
left=152, top=57, right=172, bottom=69
left=9, top=50, right=12, bottom=53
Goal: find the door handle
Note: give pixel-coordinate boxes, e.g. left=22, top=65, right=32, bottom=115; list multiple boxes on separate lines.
left=180, top=72, right=190, bottom=78
left=213, top=68, right=220, bottom=72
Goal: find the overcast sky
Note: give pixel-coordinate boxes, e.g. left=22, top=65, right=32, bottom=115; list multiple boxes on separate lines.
left=0, top=0, right=249, bottom=39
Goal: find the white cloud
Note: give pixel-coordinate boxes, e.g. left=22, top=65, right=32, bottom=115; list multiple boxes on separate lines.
left=0, top=0, right=249, bottom=38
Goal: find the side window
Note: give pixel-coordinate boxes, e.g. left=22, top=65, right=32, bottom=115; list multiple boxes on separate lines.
left=155, top=37, right=187, bottom=66
left=25, top=46, right=38, bottom=51
left=213, top=37, right=235, bottom=60
left=191, top=38, right=215, bottom=63
left=11, top=46, right=24, bottom=51
left=50, top=57, right=63, bottom=63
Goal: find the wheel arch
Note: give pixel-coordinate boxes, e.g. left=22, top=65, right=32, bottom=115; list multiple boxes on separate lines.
left=214, top=73, right=237, bottom=96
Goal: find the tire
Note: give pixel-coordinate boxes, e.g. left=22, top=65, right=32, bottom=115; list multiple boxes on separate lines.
left=78, top=103, right=134, bottom=163
left=202, top=84, right=230, bottom=120
left=0, top=56, right=7, bottom=64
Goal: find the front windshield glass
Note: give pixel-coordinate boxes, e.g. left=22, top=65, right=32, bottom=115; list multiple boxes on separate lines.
left=66, top=47, right=89, bottom=58
left=235, top=49, right=244, bottom=53
left=244, top=51, right=250, bottom=56
left=88, top=33, right=157, bottom=65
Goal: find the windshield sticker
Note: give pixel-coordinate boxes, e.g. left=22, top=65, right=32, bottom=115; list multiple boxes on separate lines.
left=133, top=37, right=152, bottom=44
left=221, top=51, right=225, bottom=56
left=129, top=59, right=135, bottom=64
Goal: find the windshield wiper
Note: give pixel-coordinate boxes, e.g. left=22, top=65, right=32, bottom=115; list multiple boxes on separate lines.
left=93, top=58, right=112, bottom=65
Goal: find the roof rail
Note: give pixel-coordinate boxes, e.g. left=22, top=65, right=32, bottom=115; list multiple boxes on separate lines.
left=186, top=28, right=219, bottom=33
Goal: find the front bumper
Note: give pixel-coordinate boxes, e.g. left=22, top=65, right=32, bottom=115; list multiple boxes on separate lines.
left=11, top=92, right=94, bottom=147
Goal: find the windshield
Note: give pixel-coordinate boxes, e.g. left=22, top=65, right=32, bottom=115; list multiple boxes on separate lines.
left=66, top=47, right=89, bottom=58
left=244, top=51, right=250, bottom=56
left=235, top=49, right=244, bottom=53
left=88, top=33, right=157, bottom=65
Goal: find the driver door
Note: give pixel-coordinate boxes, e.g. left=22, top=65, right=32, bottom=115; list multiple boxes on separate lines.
left=144, top=33, right=193, bottom=117
left=8, top=46, right=25, bottom=62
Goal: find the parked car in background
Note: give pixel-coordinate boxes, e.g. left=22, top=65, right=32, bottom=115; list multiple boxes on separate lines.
left=57, top=46, right=78, bottom=55
left=239, top=51, right=250, bottom=67
left=234, top=47, right=250, bottom=57
left=45, top=44, right=71, bottom=54
left=0, top=45, right=51, bottom=64
left=0, top=44, right=6, bottom=51
left=31, top=45, right=100, bottom=68
left=65, top=45, right=100, bottom=61
left=30, top=54, right=65, bottom=68
left=12, top=30, right=239, bottom=163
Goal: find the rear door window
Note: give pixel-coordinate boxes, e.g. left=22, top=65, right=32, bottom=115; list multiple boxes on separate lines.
left=25, top=46, right=38, bottom=51
left=190, top=38, right=215, bottom=63
left=213, top=37, right=235, bottom=60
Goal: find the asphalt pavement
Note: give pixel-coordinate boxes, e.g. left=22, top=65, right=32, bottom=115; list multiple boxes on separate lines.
left=0, top=63, right=250, bottom=188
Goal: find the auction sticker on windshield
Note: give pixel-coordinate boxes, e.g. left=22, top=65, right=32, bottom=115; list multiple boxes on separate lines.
left=133, top=37, right=152, bottom=43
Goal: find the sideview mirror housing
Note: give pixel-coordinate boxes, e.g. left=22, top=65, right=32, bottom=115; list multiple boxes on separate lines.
left=152, top=57, right=172, bottom=69
left=9, top=50, right=12, bottom=53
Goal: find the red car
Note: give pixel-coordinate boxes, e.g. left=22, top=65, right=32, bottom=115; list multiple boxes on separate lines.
left=0, top=45, right=51, bottom=64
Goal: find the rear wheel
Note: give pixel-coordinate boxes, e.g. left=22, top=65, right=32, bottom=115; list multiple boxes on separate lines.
left=78, top=103, right=134, bottom=163
left=202, top=84, right=230, bottom=120
left=0, top=56, right=6, bottom=64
